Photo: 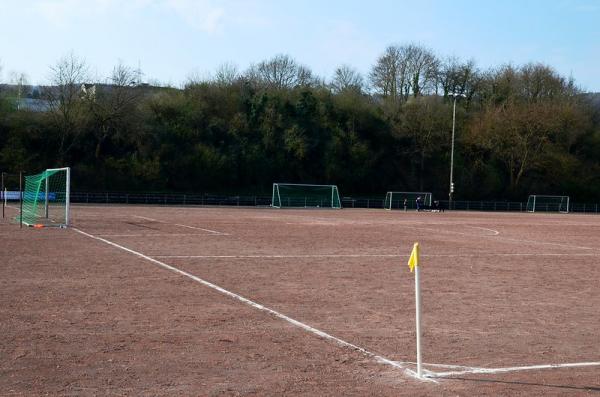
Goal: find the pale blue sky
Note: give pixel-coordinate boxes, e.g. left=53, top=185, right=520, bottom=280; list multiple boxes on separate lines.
left=1, top=0, right=598, bottom=91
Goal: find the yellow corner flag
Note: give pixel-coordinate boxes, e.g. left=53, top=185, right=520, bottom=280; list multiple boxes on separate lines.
left=408, top=242, right=419, bottom=272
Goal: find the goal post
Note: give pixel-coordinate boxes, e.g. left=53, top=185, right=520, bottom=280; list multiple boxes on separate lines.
left=384, top=192, right=432, bottom=210
left=526, top=195, right=569, bottom=213
left=18, top=167, right=70, bottom=227
left=272, top=183, right=341, bottom=209
left=0, top=172, right=22, bottom=219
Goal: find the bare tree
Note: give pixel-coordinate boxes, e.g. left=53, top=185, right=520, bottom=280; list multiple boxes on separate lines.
left=369, top=45, right=402, bottom=101
left=214, top=62, right=239, bottom=86
left=439, top=57, right=481, bottom=100
left=370, top=44, right=439, bottom=102
left=330, top=65, right=363, bottom=94
left=252, top=54, right=299, bottom=89
left=245, top=54, right=320, bottom=89
left=296, top=65, right=318, bottom=87
left=520, top=63, right=577, bottom=101
left=45, top=53, right=90, bottom=159
left=7, top=72, right=28, bottom=110
left=404, top=44, right=439, bottom=98
left=87, top=62, right=141, bottom=158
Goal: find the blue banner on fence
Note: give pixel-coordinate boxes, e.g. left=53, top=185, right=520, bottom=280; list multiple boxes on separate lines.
left=1, top=191, right=57, bottom=200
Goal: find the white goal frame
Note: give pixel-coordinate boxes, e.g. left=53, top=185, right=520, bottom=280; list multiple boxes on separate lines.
left=384, top=191, right=432, bottom=210
left=526, top=195, right=569, bottom=214
left=271, top=183, right=341, bottom=209
left=21, top=167, right=70, bottom=227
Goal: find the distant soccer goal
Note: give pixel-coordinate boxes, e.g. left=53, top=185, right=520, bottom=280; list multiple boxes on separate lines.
left=18, top=167, right=70, bottom=227
left=272, top=183, right=341, bottom=209
left=384, top=192, right=432, bottom=210
left=526, top=195, right=569, bottom=213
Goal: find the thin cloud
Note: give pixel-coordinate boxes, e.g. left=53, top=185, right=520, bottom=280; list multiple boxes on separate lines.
left=164, top=0, right=225, bottom=33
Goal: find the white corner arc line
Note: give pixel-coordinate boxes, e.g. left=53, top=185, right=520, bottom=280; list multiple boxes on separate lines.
left=426, top=361, right=600, bottom=378
left=467, top=226, right=500, bottom=236
left=71, top=227, right=433, bottom=383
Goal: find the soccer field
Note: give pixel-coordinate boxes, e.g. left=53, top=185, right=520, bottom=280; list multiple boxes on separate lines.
left=1, top=205, right=599, bottom=395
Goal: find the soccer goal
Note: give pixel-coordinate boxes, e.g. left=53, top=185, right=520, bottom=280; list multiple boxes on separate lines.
left=384, top=192, right=432, bottom=210
left=18, top=167, right=70, bottom=227
left=272, top=183, right=341, bottom=209
left=526, top=195, right=569, bottom=213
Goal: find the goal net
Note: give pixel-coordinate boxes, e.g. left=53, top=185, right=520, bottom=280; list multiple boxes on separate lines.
left=526, top=195, right=569, bottom=213
left=18, top=167, right=70, bottom=227
left=384, top=192, right=432, bottom=210
left=272, top=183, right=341, bottom=209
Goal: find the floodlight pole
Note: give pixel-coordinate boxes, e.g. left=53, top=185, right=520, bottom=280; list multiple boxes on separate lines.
left=1, top=172, right=4, bottom=219
left=448, top=92, right=465, bottom=210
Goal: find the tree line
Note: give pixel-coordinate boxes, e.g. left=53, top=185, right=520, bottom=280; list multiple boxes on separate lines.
left=1, top=45, right=599, bottom=201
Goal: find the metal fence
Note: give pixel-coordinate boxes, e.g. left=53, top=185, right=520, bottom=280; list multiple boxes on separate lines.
left=70, top=192, right=273, bottom=206
left=66, top=191, right=600, bottom=214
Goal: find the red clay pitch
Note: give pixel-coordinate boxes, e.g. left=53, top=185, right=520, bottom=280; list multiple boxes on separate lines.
left=1, top=205, right=599, bottom=395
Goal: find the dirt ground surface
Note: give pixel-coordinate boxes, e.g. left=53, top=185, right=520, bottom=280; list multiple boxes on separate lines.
left=1, top=205, right=599, bottom=396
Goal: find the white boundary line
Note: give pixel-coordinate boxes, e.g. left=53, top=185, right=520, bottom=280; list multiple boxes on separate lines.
left=426, top=361, right=600, bottom=378
left=154, top=252, right=600, bottom=259
left=132, top=215, right=228, bottom=235
left=71, top=227, right=432, bottom=383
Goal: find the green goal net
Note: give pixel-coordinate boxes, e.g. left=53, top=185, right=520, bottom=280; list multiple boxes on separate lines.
left=18, top=167, right=70, bottom=227
left=526, top=195, right=569, bottom=213
left=384, top=192, right=432, bottom=210
left=272, top=183, right=341, bottom=209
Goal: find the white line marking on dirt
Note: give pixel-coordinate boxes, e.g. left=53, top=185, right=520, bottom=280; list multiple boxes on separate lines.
left=132, top=215, right=228, bottom=235
left=72, top=227, right=432, bottom=383
left=427, top=361, right=600, bottom=378
left=96, top=233, right=223, bottom=237
left=154, top=252, right=600, bottom=259
left=394, top=361, right=494, bottom=370
left=132, top=215, right=159, bottom=222
left=467, top=226, right=500, bottom=235
left=403, top=224, right=600, bottom=252
left=174, top=223, right=226, bottom=235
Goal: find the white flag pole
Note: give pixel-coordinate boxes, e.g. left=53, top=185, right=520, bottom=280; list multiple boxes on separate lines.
left=415, top=262, right=422, bottom=377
